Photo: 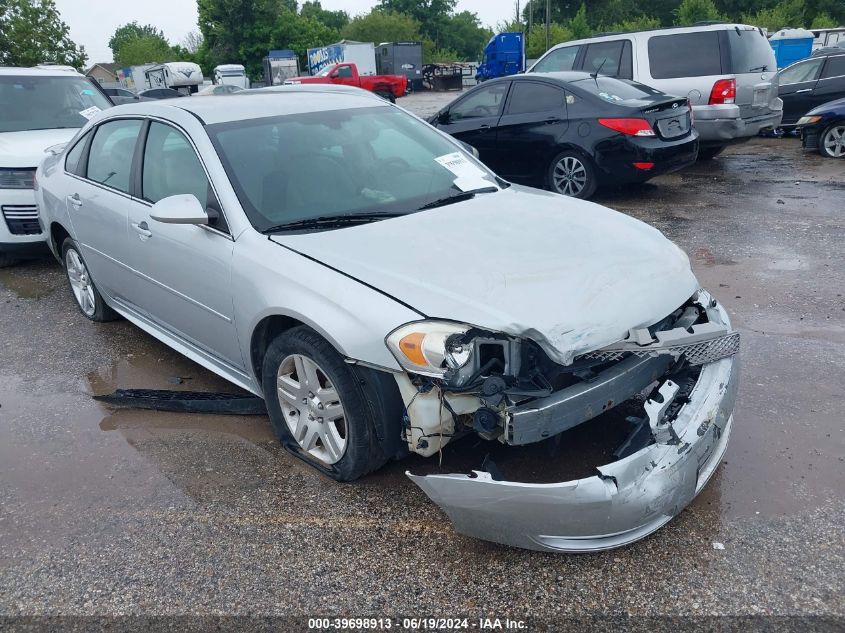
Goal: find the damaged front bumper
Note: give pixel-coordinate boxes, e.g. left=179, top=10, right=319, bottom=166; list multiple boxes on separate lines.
left=407, top=301, right=739, bottom=553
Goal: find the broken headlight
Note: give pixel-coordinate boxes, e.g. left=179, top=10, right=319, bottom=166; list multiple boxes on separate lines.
left=386, top=321, right=472, bottom=377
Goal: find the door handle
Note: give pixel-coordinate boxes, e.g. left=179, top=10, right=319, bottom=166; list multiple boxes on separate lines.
left=478, top=124, right=491, bottom=133
left=795, top=88, right=813, bottom=93
left=131, top=221, right=152, bottom=239
left=545, top=117, right=561, bottom=124
left=68, top=193, right=82, bottom=209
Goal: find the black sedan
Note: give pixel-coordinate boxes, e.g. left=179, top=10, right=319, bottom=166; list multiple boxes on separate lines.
left=777, top=52, right=845, bottom=126
left=137, top=88, right=185, bottom=100
left=797, top=96, right=845, bottom=158
left=429, top=72, right=698, bottom=198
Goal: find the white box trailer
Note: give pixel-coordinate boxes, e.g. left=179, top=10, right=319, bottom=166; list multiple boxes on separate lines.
left=213, top=64, right=249, bottom=88
left=145, top=62, right=204, bottom=94
left=306, top=41, right=376, bottom=76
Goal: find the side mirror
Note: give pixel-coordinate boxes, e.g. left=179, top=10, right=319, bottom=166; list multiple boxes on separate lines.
left=149, top=194, right=209, bottom=225
left=438, top=110, right=451, bottom=124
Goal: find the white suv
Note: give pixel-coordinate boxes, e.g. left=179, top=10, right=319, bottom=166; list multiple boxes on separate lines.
left=0, top=66, right=112, bottom=266
left=529, top=23, right=783, bottom=159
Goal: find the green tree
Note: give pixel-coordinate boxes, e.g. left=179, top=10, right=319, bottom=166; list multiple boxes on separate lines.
left=378, top=0, right=457, bottom=47
left=0, top=0, right=86, bottom=69
left=300, top=1, right=349, bottom=31
left=341, top=10, right=422, bottom=44
left=811, top=11, right=838, bottom=27
left=526, top=23, right=572, bottom=58
left=674, top=0, right=727, bottom=25
left=567, top=4, right=592, bottom=39
left=109, top=22, right=167, bottom=60
left=198, top=0, right=291, bottom=69
left=440, top=11, right=491, bottom=61
left=115, top=36, right=176, bottom=66
left=604, top=14, right=662, bottom=32
left=742, top=0, right=805, bottom=30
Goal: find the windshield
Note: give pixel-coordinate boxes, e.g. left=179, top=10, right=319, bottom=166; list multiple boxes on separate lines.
left=572, top=76, right=663, bottom=102
left=728, top=29, right=776, bottom=73
left=208, top=106, right=499, bottom=231
left=0, top=75, right=111, bottom=133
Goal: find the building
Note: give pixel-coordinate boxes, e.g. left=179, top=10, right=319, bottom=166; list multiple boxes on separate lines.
left=85, top=63, right=121, bottom=84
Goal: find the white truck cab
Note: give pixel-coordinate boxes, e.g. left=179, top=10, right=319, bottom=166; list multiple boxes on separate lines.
left=213, top=64, right=249, bottom=89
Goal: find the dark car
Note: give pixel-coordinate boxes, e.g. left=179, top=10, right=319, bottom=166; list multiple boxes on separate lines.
left=102, top=87, right=139, bottom=105
left=137, top=88, right=185, bottom=100
left=777, top=52, right=845, bottom=126
left=796, top=96, right=845, bottom=158
left=429, top=72, right=698, bottom=198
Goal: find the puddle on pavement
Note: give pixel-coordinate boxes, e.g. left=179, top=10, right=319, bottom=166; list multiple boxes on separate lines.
left=0, top=259, right=61, bottom=299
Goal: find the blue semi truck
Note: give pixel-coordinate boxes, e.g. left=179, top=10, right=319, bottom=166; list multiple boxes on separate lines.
left=476, top=32, right=526, bottom=82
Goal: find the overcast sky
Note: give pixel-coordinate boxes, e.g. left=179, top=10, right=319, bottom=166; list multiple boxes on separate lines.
left=55, top=0, right=515, bottom=64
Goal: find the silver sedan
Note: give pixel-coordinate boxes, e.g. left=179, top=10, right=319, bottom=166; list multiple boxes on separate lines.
left=36, top=86, right=739, bottom=552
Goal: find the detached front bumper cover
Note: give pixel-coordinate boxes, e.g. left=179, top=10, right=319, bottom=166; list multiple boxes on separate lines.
left=407, top=300, right=739, bottom=553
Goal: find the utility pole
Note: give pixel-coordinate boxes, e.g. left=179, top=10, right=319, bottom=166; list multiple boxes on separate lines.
left=545, top=0, right=551, bottom=52
left=527, top=0, right=533, bottom=50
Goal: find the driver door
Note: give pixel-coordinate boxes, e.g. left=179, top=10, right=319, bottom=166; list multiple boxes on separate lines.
left=434, top=81, right=511, bottom=172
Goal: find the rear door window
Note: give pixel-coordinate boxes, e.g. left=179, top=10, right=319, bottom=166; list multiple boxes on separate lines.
left=86, top=119, right=143, bottom=194
left=532, top=45, right=581, bottom=72
left=648, top=32, right=722, bottom=78
left=506, top=81, right=566, bottom=114
left=581, top=41, right=626, bottom=78
left=821, top=55, right=845, bottom=79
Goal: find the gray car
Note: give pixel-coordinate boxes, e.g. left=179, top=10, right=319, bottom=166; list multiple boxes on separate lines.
left=529, top=23, right=783, bottom=159
left=36, top=87, right=739, bottom=552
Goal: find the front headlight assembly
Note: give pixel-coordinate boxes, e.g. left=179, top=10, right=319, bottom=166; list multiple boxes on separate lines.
left=386, top=321, right=473, bottom=377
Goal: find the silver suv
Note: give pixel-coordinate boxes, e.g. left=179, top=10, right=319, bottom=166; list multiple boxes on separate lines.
left=529, top=23, right=783, bottom=159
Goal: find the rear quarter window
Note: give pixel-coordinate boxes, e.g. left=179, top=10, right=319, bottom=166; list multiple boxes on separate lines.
left=648, top=31, right=722, bottom=79
left=822, top=55, right=845, bottom=78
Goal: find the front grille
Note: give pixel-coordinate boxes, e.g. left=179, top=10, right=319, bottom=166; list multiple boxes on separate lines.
left=0, top=168, right=36, bottom=189
left=582, top=331, right=740, bottom=366
left=2, top=205, right=42, bottom=235
left=656, top=113, right=691, bottom=139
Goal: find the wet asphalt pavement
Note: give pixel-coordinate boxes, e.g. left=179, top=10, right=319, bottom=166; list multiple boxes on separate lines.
left=0, top=91, right=843, bottom=628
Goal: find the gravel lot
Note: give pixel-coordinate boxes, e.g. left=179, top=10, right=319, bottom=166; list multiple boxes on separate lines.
left=0, top=91, right=843, bottom=631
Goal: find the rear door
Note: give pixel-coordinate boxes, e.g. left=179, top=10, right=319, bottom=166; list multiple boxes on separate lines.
left=435, top=81, right=510, bottom=170
left=494, top=80, right=569, bottom=181
left=66, top=118, right=143, bottom=300
left=777, top=57, right=825, bottom=124
left=644, top=31, right=724, bottom=105
left=814, top=54, right=845, bottom=108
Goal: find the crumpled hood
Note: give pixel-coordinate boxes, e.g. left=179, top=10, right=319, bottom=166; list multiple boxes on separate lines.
left=271, top=186, right=699, bottom=365
left=0, top=129, right=79, bottom=168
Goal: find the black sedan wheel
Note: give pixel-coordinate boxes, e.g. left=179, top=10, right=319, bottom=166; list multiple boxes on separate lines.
left=548, top=151, right=597, bottom=199
left=820, top=123, right=845, bottom=158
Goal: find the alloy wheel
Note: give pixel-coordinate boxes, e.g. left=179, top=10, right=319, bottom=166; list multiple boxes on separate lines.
left=822, top=125, right=845, bottom=158
left=553, top=156, right=588, bottom=196
left=65, top=248, right=96, bottom=317
left=276, top=353, right=347, bottom=465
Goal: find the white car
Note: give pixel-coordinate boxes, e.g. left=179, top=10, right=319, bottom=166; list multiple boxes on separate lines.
left=0, top=66, right=111, bottom=266
left=36, top=87, right=739, bottom=552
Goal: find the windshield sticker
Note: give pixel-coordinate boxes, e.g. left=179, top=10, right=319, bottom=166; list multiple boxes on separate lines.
left=435, top=152, right=487, bottom=180
left=78, top=106, right=102, bottom=120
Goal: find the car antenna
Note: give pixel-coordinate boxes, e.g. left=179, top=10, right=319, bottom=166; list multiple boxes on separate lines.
left=591, top=58, right=608, bottom=85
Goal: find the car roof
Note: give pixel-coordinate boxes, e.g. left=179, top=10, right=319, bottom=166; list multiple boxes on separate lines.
left=539, top=23, right=762, bottom=56
left=0, top=66, right=84, bottom=77
left=104, top=88, right=389, bottom=125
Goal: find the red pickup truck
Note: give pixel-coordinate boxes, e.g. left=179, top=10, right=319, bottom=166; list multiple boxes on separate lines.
left=285, top=63, right=407, bottom=102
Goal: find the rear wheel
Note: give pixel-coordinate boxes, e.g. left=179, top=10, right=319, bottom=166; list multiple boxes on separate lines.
left=61, top=238, right=119, bottom=322
left=376, top=90, right=396, bottom=103
left=819, top=122, right=845, bottom=158
left=697, top=145, right=725, bottom=160
left=262, top=326, right=387, bottom=481
left=547, top=150, right=597, bottom=199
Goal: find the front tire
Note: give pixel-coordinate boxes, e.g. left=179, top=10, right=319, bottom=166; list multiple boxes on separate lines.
left=547, top=150, right=597, bottom=199
left=61, top=238, right=119, bottom=322
left=262, top=326, right=386, bottom=481
left=819, top=122, right=845, bottom=158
